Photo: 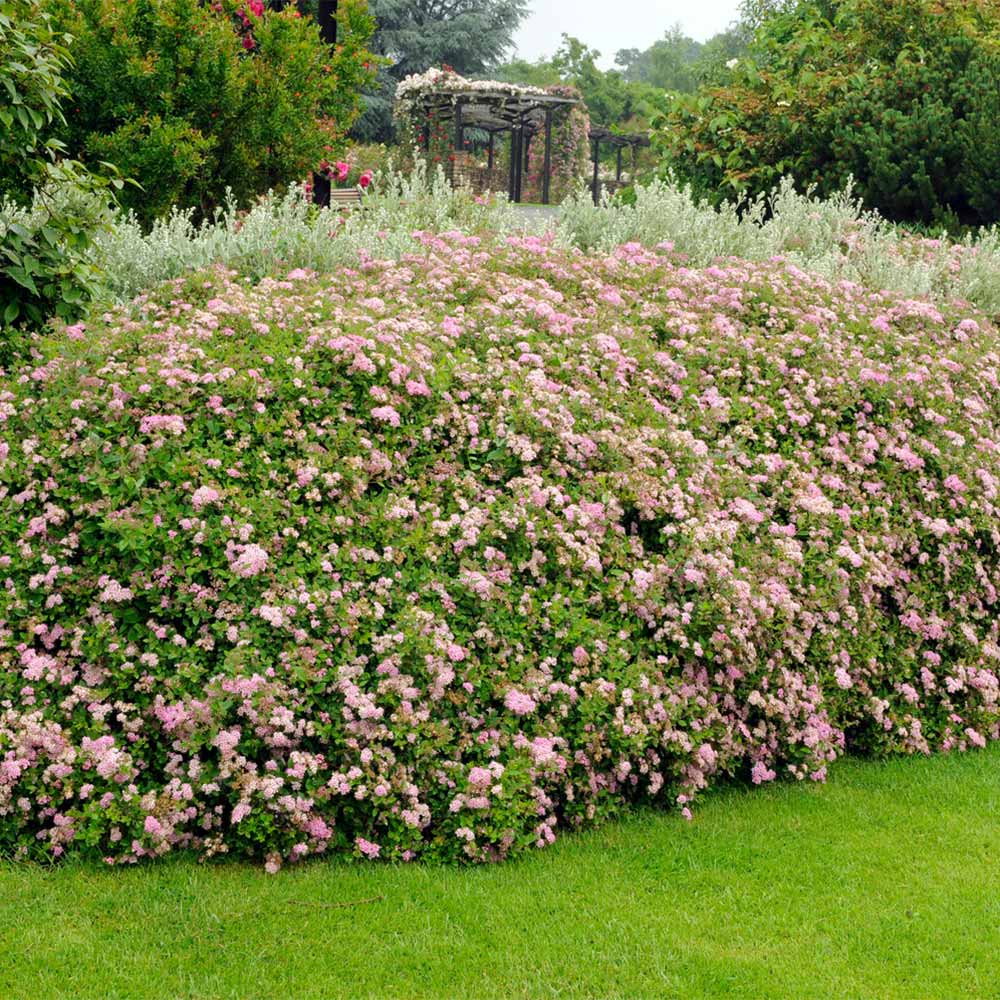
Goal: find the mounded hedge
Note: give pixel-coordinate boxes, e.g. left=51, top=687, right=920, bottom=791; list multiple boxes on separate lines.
left=2, top=235, right=998, bottom=869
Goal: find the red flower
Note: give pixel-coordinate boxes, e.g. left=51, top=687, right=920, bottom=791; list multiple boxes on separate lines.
left=359, top=170, right=373, bottom=189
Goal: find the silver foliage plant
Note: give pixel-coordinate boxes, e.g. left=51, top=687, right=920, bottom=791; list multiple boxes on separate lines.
left=90, top=166, right=1000, bottom=317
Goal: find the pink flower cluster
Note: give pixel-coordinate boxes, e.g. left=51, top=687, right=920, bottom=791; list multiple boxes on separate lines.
left=316, top=160, right=373, bottom=189
left=1, top=232, right=998, bottom=870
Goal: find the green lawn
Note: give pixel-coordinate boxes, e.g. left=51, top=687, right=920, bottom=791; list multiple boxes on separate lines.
left=3, top=746, right=999, bottom=1000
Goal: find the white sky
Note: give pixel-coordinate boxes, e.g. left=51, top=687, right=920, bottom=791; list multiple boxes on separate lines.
left=512, top=0, right=744, bottom=68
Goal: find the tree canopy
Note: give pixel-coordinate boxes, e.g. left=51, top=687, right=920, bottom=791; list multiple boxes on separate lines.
left=495, top=24, right=752, bottom=132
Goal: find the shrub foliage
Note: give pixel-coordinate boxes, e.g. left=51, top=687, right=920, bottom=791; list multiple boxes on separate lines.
left=41, top=0, right=376, bottom=224
left=2, top=237, right=999, bottom=868
left=0, top=0, right=120, bottom=336
left=656, top=0, right=1000, bottom=228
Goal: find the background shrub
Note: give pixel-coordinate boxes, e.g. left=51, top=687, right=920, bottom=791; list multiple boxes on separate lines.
left=655, top=0, right=1000, bottom=228
left=0, top=0, right=68, bottom=197
left=87, top=162, right=517, bottom=300
left=82, top=169, right=1000, bottom=322
left=0, top=163, right=117, bottom=346
left=0, top=0, right=119, bottom=338
left=42, top=0, right=376, bottom=225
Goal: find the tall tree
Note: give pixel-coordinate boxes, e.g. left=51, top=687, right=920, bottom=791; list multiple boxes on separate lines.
left=615, top=25, right=703, bottom=93
left=498, top=34, right=643, bottom=127
left=354, top=0, right=528, bottom=141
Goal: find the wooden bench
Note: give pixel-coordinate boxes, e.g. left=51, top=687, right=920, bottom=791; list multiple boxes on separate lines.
left=328, top=186, right=364, bottom=211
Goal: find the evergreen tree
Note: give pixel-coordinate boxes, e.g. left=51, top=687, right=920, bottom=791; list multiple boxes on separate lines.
left=355, top=0, right=528, bottom=141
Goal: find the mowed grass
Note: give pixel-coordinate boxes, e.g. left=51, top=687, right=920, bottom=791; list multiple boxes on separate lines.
left=3, top=746, right=999, bottom=1000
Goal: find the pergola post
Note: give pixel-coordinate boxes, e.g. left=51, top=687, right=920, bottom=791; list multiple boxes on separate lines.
left=522, top=126, right=531, bottom=198
left=309, top=0, right=337, bottom=206
left=487, top=132, right=495, bottom=171
left=508, top=127, right=520, bottom=203
left=616, top=146, right=623, bottom=185
left=268, top=1, right=334, bottom=202
left=541, top=107, right=553, bottom=205
left=317, top=0, right=337, bottom=44
left=453, top=100, right=464, bottom=185
left=514, top=117, right=525, bottom=202
left=592, top=137, right=600, bottom=205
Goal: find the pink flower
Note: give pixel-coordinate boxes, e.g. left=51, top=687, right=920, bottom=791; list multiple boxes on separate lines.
left=468, top=767, right=493, bottom=788
left=371, top=405, right=401, bottom=427
left=98, top=576, right=134, bottom=603
left=504, top=689, right=536, bottom=716
left=965, top=728, right=987, bottom=749
left=335, top=161, right=350, bottom=183
left=751, top=761, right=777, bottom=785
left=731, top=498, right=765, bottom=525
left=139, top=414, right=186, bottom=436
left=359, top=170, right=373, bottom=189
left=192, top=486, right=221, bottom=510
left=228, top=543, right=269, bottom=578
left=356, top=837, right=381, bottom=859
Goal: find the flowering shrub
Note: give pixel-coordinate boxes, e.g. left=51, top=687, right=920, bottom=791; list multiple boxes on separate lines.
left=313, top=159, right=373, bottom=190
left=2, top=230, right=999, bottom=869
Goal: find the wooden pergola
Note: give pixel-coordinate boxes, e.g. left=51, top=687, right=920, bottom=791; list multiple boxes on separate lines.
left=409, top=90, right=582, bottom=204
left=588, top=125, right=651, bottom=204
